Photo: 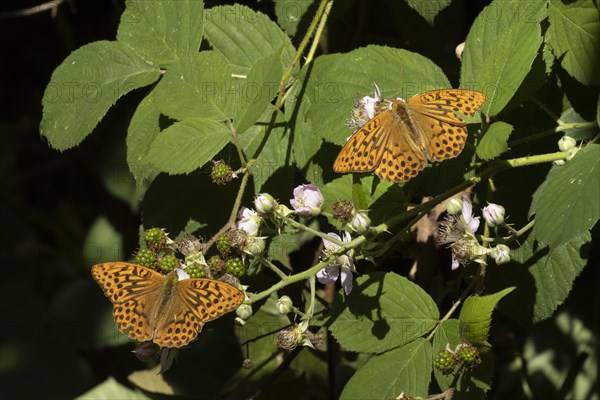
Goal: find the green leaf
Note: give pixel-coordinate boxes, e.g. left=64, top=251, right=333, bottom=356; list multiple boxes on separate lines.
left=76, top=377, right=149, bottom=400
left=597, top=95, right=600, bottom=127
left=559, top=108, right=598, bottom=140
left=532, top=144, right=600, bottom=248
left=547, top=0, right=600, bottom=86
left=476, top=121, right=513, bottom=160
left=285, top=87, right=322, bottom=171
left=204, top=4, right=295, bottom=76
left=459, top=287, right=515, bottom=345
left=233, top=52, right=282, bottom=134
left=266, top=233, right=299, bottom=270
left=340, top=339, right=432, bottom=399
left=117, top=0, right=204, bottom=66
left=152, top=51, right=233, bottom=121
left=274, top=0, right=314, bottom=36
left=83, top=216, right=123, bottom=264
left=304, top=46, right=450, bottom=146
left=127, top=90, right=161, bottom=197
left=404, top=0, right=451, bottom=24
left=145, top=119, right=230, bottom=174
left=329, top=272, right=439, bottom=353
left=40, top=41, right=160, bottom=150
left=231, top=295, right=290, bottom=389
left=461, top=0, right=546, bottom=116
left=495, top=231, right=591, bottom=323
left=238, top=109, right=290, bottom=193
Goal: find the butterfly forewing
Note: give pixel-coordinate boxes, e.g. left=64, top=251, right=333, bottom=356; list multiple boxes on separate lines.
left=333, top=110, right=393, bottom=173
left=408, top=89, right=486, bottom=125
left=92, top=263, right=164, bottom=342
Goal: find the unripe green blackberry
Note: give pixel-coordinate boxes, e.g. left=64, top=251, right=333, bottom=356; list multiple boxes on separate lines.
left=211, top=160, right=233, bottom=185
left=159, top=254, right=179, bottom=272
left=456, top=344, right=481, bottom=369
left=433, top=350, right=456, bottom=375
left=144, top=227, right=166, bottom=251
left=186, top=264, right=206, bottom=279
left=208, top=255, right=225, bottom=275
left=217, top=235, right=231, bottom=255
left=135, top=249, right=157, bottom=268
left=225, top=257, right=246, bottom=277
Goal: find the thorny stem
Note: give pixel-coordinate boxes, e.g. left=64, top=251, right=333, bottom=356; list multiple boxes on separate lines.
left=426, top=277, right=479, bottom=342
left=207, top=0, right=333, bottom=254
left=305, top=0, right=333, bottom=64
left=226, top=118, right=247, bottom=167
left=274, top=0, right=332, bottom=110
left=479, top=220, right=535, bottom=244
left=248, top=234, right=365, bottom=304
left=202, top=171, right=251, bottom=254
left=258, top=255, right=289, bottom=280
left=283, top=215, right=345, bottom=246
left=507, top=121, right=595, bottom=148
left=247, top=149, right=568, bottom=304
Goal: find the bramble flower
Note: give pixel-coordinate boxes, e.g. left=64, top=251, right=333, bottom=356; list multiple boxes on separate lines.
left=482, top=203, right=505, bottom=227
left=254, top=193, right=277, bottom=215
left=276, top=296, right=293, bottom=314
left=290, top=184, right=323, bottom=217
left=244, top=235, right=266, bottom=256
left=236, top=304, right=253, bottom=320
left=176, top=234, right=202, bottom=257
left=317, top=232, right=355, bottom=294
left=175, top=268, right=190, bottom=281
left=277, top=326, right=302, bottom=350
left=558, top=135, right=576, bottom=152
left=331, top=199, right=355, bottom=223
left=491, top=244, right=510, bottom=265
left=350, top=211, right=371, bottom=234
left=438, top=196, right=485, bottom=270
left=237, top=207, right=261, bottom=236
left=446, top=197, right=464, bottom=215
left=347, top=83, right=391, bottom=130
left=276, top=321, right=320, bottom=350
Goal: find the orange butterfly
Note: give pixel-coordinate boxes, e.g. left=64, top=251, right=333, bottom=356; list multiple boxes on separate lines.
left=333, top=89, right=486, bottom=182
left=92, top=262, right=245, bottom=348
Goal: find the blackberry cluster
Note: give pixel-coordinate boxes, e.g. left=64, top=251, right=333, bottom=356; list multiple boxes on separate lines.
left=225, top=257, right=246, bottom=277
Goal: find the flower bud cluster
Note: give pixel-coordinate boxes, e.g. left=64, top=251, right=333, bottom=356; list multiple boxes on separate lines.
left=438, top=196, right=512, bottom=269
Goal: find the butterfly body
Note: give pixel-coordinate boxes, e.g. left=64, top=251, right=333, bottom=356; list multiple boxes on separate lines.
left=334, top=89, right=486, bottom=182
left=92, top=262, right=245, bottom=348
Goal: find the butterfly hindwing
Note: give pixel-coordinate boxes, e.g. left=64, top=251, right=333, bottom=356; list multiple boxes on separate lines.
left=152, top=279, right=244, bottom=348
left=374, top=121, right=427, bottom=182
left=411, top=112, right=469, bottom=162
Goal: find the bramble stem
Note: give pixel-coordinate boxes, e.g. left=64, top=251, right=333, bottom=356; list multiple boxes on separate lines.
left=202, top=171, right=250, bottom=253
left=283, top=215, right=345, bottom=246
left=305, top=1, right=333, bottom=64
left=258, top=255, right=289, bottom=280
left=247, top=149, right=569, bottom=302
